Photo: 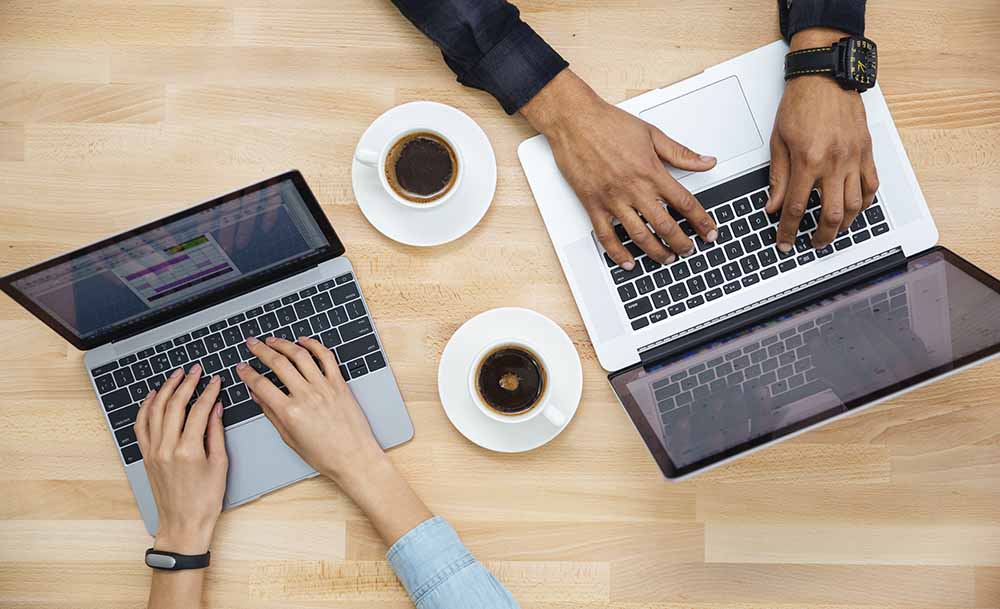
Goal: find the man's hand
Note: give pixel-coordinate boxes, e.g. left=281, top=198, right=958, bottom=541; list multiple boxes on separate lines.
left=135, top=365, right=228, bottom=555
left=768, top=27, right=879, bottom=252
left=521, top=70, right=718, bottom=270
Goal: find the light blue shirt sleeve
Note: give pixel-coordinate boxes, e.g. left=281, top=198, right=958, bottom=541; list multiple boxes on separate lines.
left=386, top=516, right=520, bottom=609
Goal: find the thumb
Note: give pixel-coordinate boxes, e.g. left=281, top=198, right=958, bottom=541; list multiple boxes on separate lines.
left=205, top=402, right=228, bottom=466
left=650, top=127, right=716, bottom=172
left=767, top=133, right=790, bottom=214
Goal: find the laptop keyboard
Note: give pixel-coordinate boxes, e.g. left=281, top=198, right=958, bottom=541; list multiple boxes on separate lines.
left=605, top=166, right=892, bottom=331
left=653, top=283, right=911, bottom=442
left=89, top=272, right=388, bottom=466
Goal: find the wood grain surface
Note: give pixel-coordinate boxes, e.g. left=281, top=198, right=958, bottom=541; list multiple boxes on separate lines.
left=2, top=1, right=1000, bottom=607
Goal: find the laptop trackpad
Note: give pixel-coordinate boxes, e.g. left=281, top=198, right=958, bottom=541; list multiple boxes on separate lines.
left=223, top=416, right=315, bottom=506
left=638, top=75, right=762, bottom=180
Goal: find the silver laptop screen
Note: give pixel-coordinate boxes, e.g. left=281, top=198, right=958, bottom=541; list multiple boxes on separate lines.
left=7, top=178, right=330, bottom=343
left=611, top=250, right=1000, bottom=475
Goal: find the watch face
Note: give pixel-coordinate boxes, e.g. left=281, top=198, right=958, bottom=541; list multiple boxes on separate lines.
left=848, top=38, right=877, bottom=89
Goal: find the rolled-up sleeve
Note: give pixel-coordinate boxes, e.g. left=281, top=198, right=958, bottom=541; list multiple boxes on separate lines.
left=390, top=0, right=568, bottom=114
left=778, top=0, right=867, bottom=40
left=387, top=517, right=519, bottom=609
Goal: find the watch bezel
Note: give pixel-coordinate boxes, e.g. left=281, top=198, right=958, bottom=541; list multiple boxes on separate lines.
left=834, top=36, right=878, bottom=92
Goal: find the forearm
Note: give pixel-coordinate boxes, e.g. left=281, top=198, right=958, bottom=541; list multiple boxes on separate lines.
left=336, top=453, right=433, bottom=548
left=148, top=570, right=206, bottom=609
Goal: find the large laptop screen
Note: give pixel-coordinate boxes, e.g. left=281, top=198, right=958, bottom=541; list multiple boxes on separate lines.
left=610, top=249, right=1000, bottom=478
left=2, top=173, right=340, bottom=347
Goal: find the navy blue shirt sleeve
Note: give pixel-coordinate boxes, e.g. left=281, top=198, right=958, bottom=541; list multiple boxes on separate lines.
left=390, top=0, right=568, bottom=115
left=778, top=0, right=867, bottom=40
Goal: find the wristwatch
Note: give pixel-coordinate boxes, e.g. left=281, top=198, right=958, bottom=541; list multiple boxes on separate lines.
left=784, top=36, right=878, bottom=92
left=145, top=548, right=211, bottom=571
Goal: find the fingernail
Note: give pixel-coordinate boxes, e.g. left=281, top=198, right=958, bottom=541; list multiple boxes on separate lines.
left=683, top=246, right=696, bottom=257
left=297, top=336, right=309, bottom=343
left=664, top=252, right=677, bottom=264
left=171, top=368, right=183, bottom=379
left=214, top=402, right=222, bottom=417
left=210, top=375, right=220, bottom=384
left=236, top=362, right=247, bottom=371
left=247, top=336, right=259, bottom=346
left=266, top=336, right=278, bottom=344
left=700, top=155, right=716, bottom=163
left=621, top=260, right=635, bottom=271
left=706, top=229, right=718, bottom=242
left=778, top=242, right=792, bottom=253
left=147, top=389, right=156, bottom=398
left=188, top=363, right=201, bottom=375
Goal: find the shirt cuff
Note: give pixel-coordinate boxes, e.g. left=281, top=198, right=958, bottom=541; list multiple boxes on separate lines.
left=781, top=0, right=867, bottom=41
left=456, top=20, right=569, bottom=115
left=386, top=516, right=476, bottom=603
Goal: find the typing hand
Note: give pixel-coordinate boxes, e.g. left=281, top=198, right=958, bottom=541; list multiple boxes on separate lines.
left=135, top=365, right=228, bottom=554
left=767, top=28, right=879, bottom=252
left=235, top=336, right=385, bottom=484
left=521, top=69, right=718, bottom=269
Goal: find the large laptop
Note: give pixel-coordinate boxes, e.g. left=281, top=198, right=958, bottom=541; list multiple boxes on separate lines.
left=518, top=41, right=1000, bottom=478
left=0, top=171, right=414, bottom=530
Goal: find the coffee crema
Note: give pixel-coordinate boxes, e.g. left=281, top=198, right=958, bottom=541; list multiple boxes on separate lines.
left=385, top=132, right=457, bottom=204
left=475, top=345, right=546, bottom=415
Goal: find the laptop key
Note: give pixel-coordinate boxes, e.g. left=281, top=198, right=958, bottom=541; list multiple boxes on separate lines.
left=185, top=339, right=207, bottom=360
left=723, top=281, right=741, bottom=294
left=294, top=299, right=316, bottom=319
left=797, top=252, right=816, bottom=265
left=204, top=333, right=225, bottom=352
left=299, top=286, right=318, bottom=298
left=689, top=255, right=708, bottom=274
left=155, top=341, right=173, bottom=353
left=336, top=273, right=354, bottom=285
left=91, top=362, right=118, bottom=377
left=760, top=227, right=777, bottom=246
left=259, top=312, right=280, bottom=332
left=611, top=266, right=642, bottom=284
left=273, top=326, right=294, bottom=342
left=330, top=283, right=360, bottom=305
left=631, top=317, right=650, bottom=331
left=741, top=273, right=760, bottom=287
left=202, top=354, right=224, bottom=375
left=668, top=284, right=688, bottom=302
left=218, top=368, right=234, bottom=388
left=722, top=262, right=742, bottom=281
left=671, top=261, right=691, bottom=281
left=641, top=257, right=661, bottom=273
left=264, top=299, right=282, bottom=312
left=758, top=249, right=778, bottom=267
left=292, top=320, right=312, bottom=339
left=95, top=374, right=116, bottom=394
left=128, top=382, right=148, bottom=402
left=276, top=306, right=296, bottom=326
left=707, top=249, right=727, bottom=267
left=321, top=328, right=342, bottom=348
left=339, top=364, right=350, bottom=381
left=228, top=383, right=250, bottom=404
left=733, top=197, right=752, bottom=216
left=281, top=294, right=300, bottom=305
left=741, top=233, right=763, bottom=252
left=715, top=204, right=735, bottom=223
left=853, top=229, right=871, bottom=243
left=872, top=222, right=889, bottom=236
left=816, top=244, right=834, bottom=257
left=618, top=283, right=638, bottom=302
left=636, top=276, right=654, bottom=295
left=687, top=276, right=707, bottom=294
left=850, top=213, right=867, bottom=231
left=705, top=288, right=723, bottom=301
left=740, top=256, right=760, bottom=274
left=227, top=313, right=246, bottom=326
left=222, top=326, right=243, bottom=347
left=724, top=242, right=744, bottom=260
left=220, top=347, right=241, bottom=368
left=310, top=313, right=333, bottom=334
left=865, top=205, right=885, bottom=223
left=667, top=303, right=686, bottom=316
left=328, top=306, right=349, bottom=326
left=112, top=367, right=135, bottom=387
left=686, top=295, right=705, bottom=309
left=750, top=190, right=769, bottom=209
left=118, top=354, right=138, bottom=366
left=223, top=400, right=263, bottom=428
left=147, top=374, right=166, bottom=391
left=109, top=404, right=139, bottom=429
left=705, top=269, right=723, bottom=287
left=653, top=269, right=672, bottom=288
left=350, top=360, right=370, bottom=379
left=761, top=267, right=779, bottom=280
left=795, top=234, right=812, bottom=252
left=312, top=292, right=334, bottom=312
left=240, top=318, right=261, bottom=339
left=138, top=347, right=156, bottom=359
left=732, top=218, right=751, bottom=237
left=167, top=347, right=188, bottom=368
left=715, top=225, right=733, bottom=244
left=121, top=443, right=143, bottom=465
left=173, top=334, right=191, bottom=347
left=651, top=290, right=670, bottom=309
left=650, top=309, right=669, bottom=323
left=209, top=321, right=227, bottom=332
left=834, top=237, right=852, bottom=250
left=345, top=300, right=366, bottom=319
left=336, top=334, right=380, bottom=363
left=748, top=211, right=768, bottom=231
left=115, top=424, right=137, bottom=448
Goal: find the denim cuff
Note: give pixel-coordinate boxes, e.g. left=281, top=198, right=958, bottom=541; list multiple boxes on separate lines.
left=386, top=516, right=476, bottom=604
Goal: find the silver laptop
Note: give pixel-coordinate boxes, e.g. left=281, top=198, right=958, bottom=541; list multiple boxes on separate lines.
left=517, top=41, right=1000, bottom=478
left=0, top=171, right=414, bottom=531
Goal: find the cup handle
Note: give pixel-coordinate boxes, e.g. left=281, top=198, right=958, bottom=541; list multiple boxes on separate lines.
left=542, top=401, right=567, bottom=428
left=356, top=148, right=378, bottom=168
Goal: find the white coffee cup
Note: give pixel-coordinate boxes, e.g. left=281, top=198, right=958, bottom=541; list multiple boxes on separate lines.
left=468, top=339, right=568, bottom=427
left=355, top=127, right=463, bottom=211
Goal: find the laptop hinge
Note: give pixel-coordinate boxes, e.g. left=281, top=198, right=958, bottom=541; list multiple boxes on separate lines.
left=638, top=247, right=907, bottom=368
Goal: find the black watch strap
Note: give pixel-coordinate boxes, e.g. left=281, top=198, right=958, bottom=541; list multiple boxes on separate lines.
left=145, top=548, right=211, bottom=571
left=784, top=46, right=837, bottom=80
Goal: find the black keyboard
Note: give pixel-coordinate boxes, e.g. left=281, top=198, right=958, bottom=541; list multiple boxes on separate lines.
left=89, top=272, right=389, bottom=466
left=604, top=166, right=892, bottom=332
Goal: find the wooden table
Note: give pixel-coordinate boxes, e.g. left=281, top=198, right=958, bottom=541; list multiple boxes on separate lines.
left=3, top=1, right=1000, bottom=607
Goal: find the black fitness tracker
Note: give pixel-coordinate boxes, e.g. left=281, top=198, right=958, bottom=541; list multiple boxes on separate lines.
left=145, top=548, right=211, bottom=571
left=784, top=36, right=878, bottom=92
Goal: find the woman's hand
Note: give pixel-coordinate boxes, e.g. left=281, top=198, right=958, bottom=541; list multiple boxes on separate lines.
left=521, top=70, right=718, bottom=269
left=234, top=336, right=385, bottom=484
left=135, top=364, right=228, bottom=554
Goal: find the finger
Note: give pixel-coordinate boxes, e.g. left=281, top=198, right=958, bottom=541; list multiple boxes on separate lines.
left=135, top=389, right=155, bottom=453
left=840, top=172, right=864, bottom=236
left=205, top=402, right=228, bottom=466
left=235, top=361, right=289, bottom=410
left=776, top=160, right=815, bottom=253
left=636, top=200, right=679, bottom=264
left=619, top=205, right=671, bottom=262
left=160, top=364, right=202, bottom=451
left=813, top=174, right=846, bottom=248
left=860, top=149, right=879, bottom=208
left=147, top=367, right=185, bottom=448
left=265, top=336, right=326, bottom=385
left=591, top=212, right=635, bottom=271
left=297, top=337, right=344, bottom=385
left=246, top=336, right=309, bottom=392
left=180, top=374, right=221, bottom=448
left=767, top=133, right=791, bottom=214
left=656, top=177, right=717, bottom=246
left=650, top=127, right=717, bottom=172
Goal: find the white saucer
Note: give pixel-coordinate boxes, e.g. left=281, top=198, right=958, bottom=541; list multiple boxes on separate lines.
left=352, top=101, right=497, bottom=247
left=438, top=308, right=583, bottom=453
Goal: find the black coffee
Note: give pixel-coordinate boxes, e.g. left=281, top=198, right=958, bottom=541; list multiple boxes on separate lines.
left=476, top=346, right=545, bottom=415
left=385, top=132, right=457, bottom=203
